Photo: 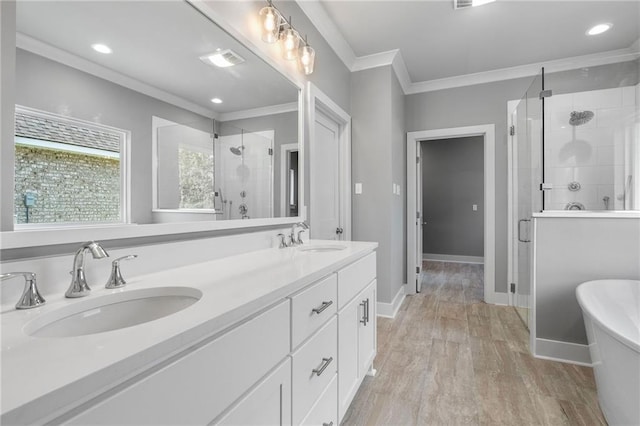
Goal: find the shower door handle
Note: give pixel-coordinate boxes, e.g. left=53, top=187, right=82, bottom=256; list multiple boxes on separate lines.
left=518, top=219, right=531, bottom=243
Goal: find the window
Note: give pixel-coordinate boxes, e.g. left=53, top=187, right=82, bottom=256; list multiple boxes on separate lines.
left=14, top=106, right=128, bottom=225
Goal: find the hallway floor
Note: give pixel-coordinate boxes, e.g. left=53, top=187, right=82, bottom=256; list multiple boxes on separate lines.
left=342, top=261, right=606, bottom=425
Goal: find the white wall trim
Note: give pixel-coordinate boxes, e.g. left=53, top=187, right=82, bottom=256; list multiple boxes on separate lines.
left=423, top=254, right=484, bottom=264
left=391, top=50, right=412, bottom=94
left=16, top=33, right=218, bottom=120
left=377, top=284, right=406, bottom=319
left=294, top=0, right=356, bottom=70
left=217, top=102, right=298, bottom=122
left=406, top=46, right=640, bottom=94
left=352, top=49, right=399, bottom=72
left=407, top=125, right=496, bottom=305
left=307, top=82, right=352, bottom=241
left=534, top=338, right=592, bottom=366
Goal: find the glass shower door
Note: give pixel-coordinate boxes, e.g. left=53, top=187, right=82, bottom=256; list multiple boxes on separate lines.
left=513, top=70, right=544, bottom=328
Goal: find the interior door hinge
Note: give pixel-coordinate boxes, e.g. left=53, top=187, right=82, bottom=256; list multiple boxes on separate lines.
left=416, top=156, right=420, bottom=163
left=510, top=283, right=516, bottom=293
left=416, top=267, right=420, bottom=274
left=509, top=125, right=515, bottom=136
left=268, top=148, right=273, bottom=155
left=540, top=183, right=553, bottom=191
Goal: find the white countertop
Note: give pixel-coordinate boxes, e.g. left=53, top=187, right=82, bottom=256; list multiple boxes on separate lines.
left=0, top=240, right=377, bottom=424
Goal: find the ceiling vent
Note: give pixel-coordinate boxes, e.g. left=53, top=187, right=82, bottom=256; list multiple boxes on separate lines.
left=199, top=49, right=245, bottom=68
left=454, top=0, right=495, bottom=9
left=454, top=0, right=473, bottom=9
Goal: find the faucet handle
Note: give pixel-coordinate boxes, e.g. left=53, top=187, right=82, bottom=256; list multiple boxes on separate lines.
left=276, top=233, right=289, bottom=249
left=1, top=272, right=46, bottom=310
left=106, top=255, right=138, bottom=289
left=296, top=228, right=307, bottom=245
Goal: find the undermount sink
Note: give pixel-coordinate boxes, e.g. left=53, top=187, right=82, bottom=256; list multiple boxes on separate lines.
left=24, top=287, right=202, bottom=338
left=297, top=244, right=347, bottom=253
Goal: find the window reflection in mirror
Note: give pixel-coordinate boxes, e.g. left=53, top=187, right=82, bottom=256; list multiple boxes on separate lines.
left=13, top=0, right=300, bottom=229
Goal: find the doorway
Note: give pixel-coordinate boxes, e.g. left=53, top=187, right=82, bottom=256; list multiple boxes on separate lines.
left=280, top=143, right=298, bottom=217
left=420, top=137, right=485, bottom=265
left=407, top=125, right=499, bottom=304
left=308, top=83, right=351, bottom=241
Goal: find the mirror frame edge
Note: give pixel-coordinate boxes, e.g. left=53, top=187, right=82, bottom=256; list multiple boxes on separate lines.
left=0, top=0, right=307, bottom=250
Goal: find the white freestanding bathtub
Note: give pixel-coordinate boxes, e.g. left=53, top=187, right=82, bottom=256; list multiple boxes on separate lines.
left=576, top=280, right=640, bottom=426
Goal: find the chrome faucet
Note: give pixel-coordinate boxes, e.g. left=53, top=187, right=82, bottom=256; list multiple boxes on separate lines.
left=290, top=222, right=309, bottom=246
left=106, top=255, right=138, bottom=289
left=276, top=233, right=290, bottom=249
left=1, top=272, right=46, bottom=309
left=66, top=241, right=109, bottom=298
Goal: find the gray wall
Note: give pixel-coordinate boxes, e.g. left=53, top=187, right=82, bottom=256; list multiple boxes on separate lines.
left=535, top=217, right=640, bottom=345
left=220, top=111, right=298, bottom=217
left=421, top=136, right=484, bottom=257
left=0, top=1, right=16, bottom=232
left=351, top=66, right=405, bottom=304
left=15, top=49, right=213, bottom=225
left=405, top=60, right=639, bottom=294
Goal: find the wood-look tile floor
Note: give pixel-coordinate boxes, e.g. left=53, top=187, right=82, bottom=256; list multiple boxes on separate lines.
left=342, top=261, right=606, bottom=426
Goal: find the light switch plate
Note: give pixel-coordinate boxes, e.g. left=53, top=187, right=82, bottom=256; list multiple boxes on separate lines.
left=473, top=204, right=478, bottom=211
left=355, top=183, right=363, bottom=194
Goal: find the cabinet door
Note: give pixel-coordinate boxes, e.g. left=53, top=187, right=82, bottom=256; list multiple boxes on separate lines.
left=337, top=296, right=359, bottom=421
left=358, top=281, right=376, bottom=376
left=216, top=358, right=291, bottom=426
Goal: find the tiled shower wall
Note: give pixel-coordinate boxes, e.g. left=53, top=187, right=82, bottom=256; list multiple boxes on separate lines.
left=544, top=84, right=639, bottom=210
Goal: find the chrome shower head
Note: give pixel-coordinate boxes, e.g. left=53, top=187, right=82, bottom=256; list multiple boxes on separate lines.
left=230, top=146, right=244, bottom=156
left=569, top=110, right=594, bottom=126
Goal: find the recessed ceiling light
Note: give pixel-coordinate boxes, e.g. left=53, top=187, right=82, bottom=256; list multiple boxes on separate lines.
left=199, top=49, right=245, bottom=68
left=211, top=98, right=223, bottom=104
left=587, top=23, right=612, bottom=36
left=91, top=43, right=112, bottom=54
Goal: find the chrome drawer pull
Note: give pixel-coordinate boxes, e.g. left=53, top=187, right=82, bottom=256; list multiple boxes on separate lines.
left=312, top=300, right=333, bottom=314
left=322, top=422, right=334, bottom=426
left=312, top=357, right=333, bottom=376
left=360, top=300, right=367, bottom=324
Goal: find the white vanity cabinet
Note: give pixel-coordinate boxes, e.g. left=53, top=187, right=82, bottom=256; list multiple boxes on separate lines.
left=29, top=248, right=377, bottom=426
left=337, top=253, right=377, bottom=422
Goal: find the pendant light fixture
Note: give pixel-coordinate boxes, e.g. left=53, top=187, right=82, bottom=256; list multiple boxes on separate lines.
left=298, top=37, right=315, bottom=75
left=258, top=1, right=315, bottom=74
left=259, top=1, right=280, bottom=43
left=281, top=19, right=300, bottom=61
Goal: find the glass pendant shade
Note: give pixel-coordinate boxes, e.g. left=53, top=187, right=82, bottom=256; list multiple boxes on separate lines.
left=259, top=6, right=279, bottom=43
left=298, top=44, right=315, bottom=75
left=281, top=27, right=300, bottom=61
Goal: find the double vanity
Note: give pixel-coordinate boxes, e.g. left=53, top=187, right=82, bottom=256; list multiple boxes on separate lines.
left=1, top=240, right=378, bottom=425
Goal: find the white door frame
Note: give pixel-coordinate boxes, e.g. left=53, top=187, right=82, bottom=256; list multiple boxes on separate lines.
left=307, top=82, right=352, bottom=241
left=406, top=124, right=500, bottom=304
left=279, top=143, right=298, bottom=217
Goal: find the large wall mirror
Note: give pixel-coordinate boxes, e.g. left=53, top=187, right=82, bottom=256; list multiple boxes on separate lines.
left=11, top=0, right=301, bottom=237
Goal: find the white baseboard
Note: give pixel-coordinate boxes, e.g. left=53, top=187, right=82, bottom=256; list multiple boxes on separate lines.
left=423, top=253, right=484, bottom=264
left=377, top=285, right=406, bottom=318
left=534, top=338, right=592, bottom=366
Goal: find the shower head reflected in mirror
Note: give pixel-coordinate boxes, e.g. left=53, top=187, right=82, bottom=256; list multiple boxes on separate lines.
left=569, top=110, right=594, bottom=126
left=229, top=146, right=244, bottom=156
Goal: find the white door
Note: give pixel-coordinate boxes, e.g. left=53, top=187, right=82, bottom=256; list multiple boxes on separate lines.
left=416, top=148, right=424, bottom=292
left=310, top=110, right=342, bottom=240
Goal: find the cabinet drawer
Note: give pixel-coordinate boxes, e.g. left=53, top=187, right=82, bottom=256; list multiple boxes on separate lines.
left=301, top=375, right=338, bottom=426
left=66, top=300, right=290, bottom=425
left=337, top=252, right=376, bottom=309
left=290, top=274, right=337, bottom=349
left=292, top=316, right=337, bottom=425
left=216, top=358, right=291, bottom=426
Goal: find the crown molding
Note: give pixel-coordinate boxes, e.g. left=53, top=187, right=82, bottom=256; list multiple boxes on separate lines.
left=406, top=45, right=640, bottom=94
left=16, top=33, right=218, bottom=120
left=352, top=49, right=398, bottom=72
left=295, top=0, right=356, bottom=69
left=391, top=50, right=412, bottom=93
left=217, top=102, right=298, bottom=122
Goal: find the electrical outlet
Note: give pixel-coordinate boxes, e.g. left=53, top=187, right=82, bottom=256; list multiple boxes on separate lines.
left=472, top=204, right=478, bottom=211
left=355, top=183, right=363, bottom=194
